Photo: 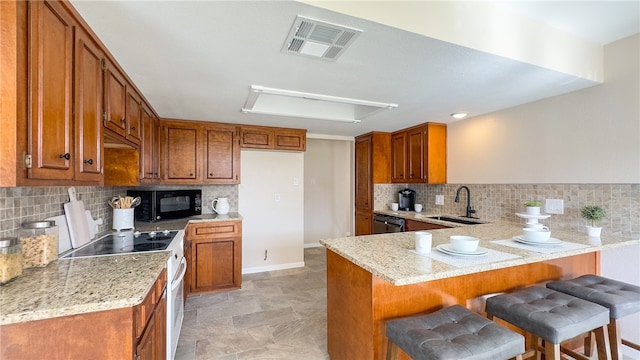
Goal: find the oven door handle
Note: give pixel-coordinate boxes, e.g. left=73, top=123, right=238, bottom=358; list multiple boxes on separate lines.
left=172, top=257, right=187, bottom=291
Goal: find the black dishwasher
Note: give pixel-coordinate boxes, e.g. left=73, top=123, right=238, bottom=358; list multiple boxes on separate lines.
left=373, top=213, right=405, bottom=234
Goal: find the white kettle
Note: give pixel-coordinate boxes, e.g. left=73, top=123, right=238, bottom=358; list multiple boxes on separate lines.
left=211, top=197, right=230, bottom=215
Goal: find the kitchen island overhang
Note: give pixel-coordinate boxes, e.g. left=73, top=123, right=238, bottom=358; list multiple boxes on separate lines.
left=321, top=223, right=638, bottom=360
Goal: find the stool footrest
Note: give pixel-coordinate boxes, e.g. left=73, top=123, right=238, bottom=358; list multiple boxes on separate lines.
left=622, top=339, right=640, bottom=351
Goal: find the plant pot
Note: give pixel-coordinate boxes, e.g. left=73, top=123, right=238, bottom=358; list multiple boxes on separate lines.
left=525, top=206, right=541, bottom=215
left=586, top=226, right=602, bottom=237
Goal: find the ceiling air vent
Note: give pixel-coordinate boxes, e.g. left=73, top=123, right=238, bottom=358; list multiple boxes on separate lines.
left=281, top=16, right=362, bottom=61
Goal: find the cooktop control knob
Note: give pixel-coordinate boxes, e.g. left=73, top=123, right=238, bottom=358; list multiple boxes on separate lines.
left=149, top=231, right=156, bottom=237
left=163, top=230, right=170, bottom=235
left=133, top=231, right=141, bottom=237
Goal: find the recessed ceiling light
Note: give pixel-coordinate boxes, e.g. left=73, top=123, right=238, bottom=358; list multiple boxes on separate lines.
left=451, top=113, right=468, bottom=119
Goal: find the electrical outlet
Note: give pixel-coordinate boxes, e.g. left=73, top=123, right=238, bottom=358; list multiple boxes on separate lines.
left=274, top=193, right=281, bottom=202
left=435, top=195, right=444, bottom=205
left=293, top=177, right=299, bottom=186
left=545, top=199, right=564, bottom=214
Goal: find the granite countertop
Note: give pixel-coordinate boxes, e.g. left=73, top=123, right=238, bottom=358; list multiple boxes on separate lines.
left=133, top=212, right=243, bottom=232
left=0, top=252, right=169, bottom=326
left=320, top=222, right=639, bottom=286
left=374, top=209, right=489, bottom=227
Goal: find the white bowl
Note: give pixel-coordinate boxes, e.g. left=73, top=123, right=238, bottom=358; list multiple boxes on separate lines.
left=450, top=236, right=479, bottom=253
left=522, top=227, right=551, bottom=242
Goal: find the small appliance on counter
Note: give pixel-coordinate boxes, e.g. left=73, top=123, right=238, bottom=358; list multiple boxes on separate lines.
left=126, top=189, right=202, bottom=222
left=398, top=188, right=416, bottom=211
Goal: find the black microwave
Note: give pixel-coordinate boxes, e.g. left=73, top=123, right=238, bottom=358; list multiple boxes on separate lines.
left=126, top=189, right=202, bottom=222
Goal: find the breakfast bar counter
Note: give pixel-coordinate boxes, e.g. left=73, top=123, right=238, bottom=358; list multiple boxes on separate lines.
left=320, top=223, right=638, bottom=360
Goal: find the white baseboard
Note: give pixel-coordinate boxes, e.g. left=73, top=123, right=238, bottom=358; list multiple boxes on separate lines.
left=242, top=261, right=305, bottom=274
left=303, top=242, right=323, bottom=248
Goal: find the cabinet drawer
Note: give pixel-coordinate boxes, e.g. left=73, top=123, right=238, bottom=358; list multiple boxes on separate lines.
left=187, top=221, right=241, bottom=240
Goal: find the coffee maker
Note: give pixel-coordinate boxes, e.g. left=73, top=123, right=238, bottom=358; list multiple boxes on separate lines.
left=398, top=188, right=416, bottom=211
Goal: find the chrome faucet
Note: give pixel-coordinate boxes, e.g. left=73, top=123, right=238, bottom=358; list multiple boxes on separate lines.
left=454, top=185, right=478, bottom=218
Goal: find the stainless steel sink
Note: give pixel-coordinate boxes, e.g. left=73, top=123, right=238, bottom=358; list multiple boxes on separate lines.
left=427, top=216, right=485, bottom=225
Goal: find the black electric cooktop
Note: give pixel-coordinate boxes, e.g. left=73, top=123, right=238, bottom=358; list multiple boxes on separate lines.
left=62, top=230, right=178, bottom=259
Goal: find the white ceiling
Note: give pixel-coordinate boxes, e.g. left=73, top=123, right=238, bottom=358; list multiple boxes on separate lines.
left=70, top=1, right=640, bottom=137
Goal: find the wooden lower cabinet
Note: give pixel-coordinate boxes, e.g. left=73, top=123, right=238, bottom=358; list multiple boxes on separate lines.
left=186, top=220, right=242, bottom=295
left=404, top=219, right=451, bottom=231
left=355, top=209, right=372, bottom=236
left=0, top=269, right=167, bottom=360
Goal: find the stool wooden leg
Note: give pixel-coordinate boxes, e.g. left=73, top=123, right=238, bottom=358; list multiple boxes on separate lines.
left=386, top=339, right=400, bottom=360
left=545, top=341, right=561, bottom=360
left=584, top=331, right=595, bottom=356
left=608, top=318, right=623, bottom=360
left=594, top=325, right=611, bottom=360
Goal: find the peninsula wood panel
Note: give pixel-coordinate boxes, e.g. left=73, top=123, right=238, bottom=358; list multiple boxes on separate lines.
left=326, top=250, right=599, bottom=360
left=404, top=219, right=450, bottom=231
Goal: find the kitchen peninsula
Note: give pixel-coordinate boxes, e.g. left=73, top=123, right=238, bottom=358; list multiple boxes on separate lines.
left=320, top=223, right=638, bottom=360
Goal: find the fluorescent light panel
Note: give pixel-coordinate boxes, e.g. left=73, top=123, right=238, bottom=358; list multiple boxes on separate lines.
left=242, top=85, right=398, bottom=123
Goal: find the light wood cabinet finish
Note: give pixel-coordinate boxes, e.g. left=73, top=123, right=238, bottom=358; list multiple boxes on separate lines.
left=27, top=0, right=74, bottom=181
left=0, top=269, right=167, bottom=360
left=391, top=122, right=446, bottom=184
left=239, top=125, right=306, bottom=151
left=162, top=120, right=202, bottom=183
left=185, top=221, right=242, bottom=295
left=103, top=59, right=127, bottom=138
left=205, top=124, right=240, bottom=183
left=354, top=132, right=391, bottom=235
left=327, top=250, right=598, bottom=360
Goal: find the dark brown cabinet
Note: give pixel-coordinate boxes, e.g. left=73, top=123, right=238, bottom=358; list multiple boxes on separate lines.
left=239, top=125, right=306, bottom=151
left=354, top=132, right=390, bottom=235
left=391, top=123, right=447, bottom=184
left=186, top=221, right=242, bottom=295
left=405, top=219, right=451, bottom=231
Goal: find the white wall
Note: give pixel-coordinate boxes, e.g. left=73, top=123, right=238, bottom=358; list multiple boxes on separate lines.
left=239, top=150, right=304, bottom=273
left=303, top=138, right=353, bottom=247
left=448, top=34, right=639, bottom=184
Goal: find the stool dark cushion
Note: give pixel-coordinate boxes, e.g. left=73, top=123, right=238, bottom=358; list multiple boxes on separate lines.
left=485, top=287, right=609, bottom=344
left=547, top=275, right=640, bottom=319
left=386, top=305, right=524, bottom=360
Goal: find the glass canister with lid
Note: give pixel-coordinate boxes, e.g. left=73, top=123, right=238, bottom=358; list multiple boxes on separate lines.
left=19, top=220, right=59, bottom=268
left=0, top=237, right=22, bottom=285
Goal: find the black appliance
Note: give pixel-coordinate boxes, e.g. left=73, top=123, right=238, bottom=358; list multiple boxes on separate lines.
left=398, top=188, right=416, bottom=211
left=62, top=230, right=179, bottom=258
left=127, top=189, right=202, bottom=222
left=373, top=214, right=405, bottom=234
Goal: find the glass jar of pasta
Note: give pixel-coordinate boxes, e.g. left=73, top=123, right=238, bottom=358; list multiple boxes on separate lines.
left=0, top=237, right=22, bottom=285
left=19, top=221, right=58, bottom=268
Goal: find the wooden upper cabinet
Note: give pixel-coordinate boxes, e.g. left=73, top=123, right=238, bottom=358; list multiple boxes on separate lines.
left=103, top=60, right=127, bottom=138
left=140, top=104, right=159, bottom=183
left=162, top=121, right=202, bottom=183
left=125, top=88, right=142, bottom=145
left=390, top=132, right=406, bottom=182
left=239, top=125, right=306, bottom=151
left=205, top=124, right=240, bottom=184
left=73, top=28, right=104, bottom=182
left=391, top=123, right=447, bottom=184
left=27, top=0, right=74, bottom=180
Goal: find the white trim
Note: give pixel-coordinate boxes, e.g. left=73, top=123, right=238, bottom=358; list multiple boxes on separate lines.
left=307, top=133, right=355, bottom=141
left=242, top=261, right=305, bottom=274
left=304, top=242, right=324, bottom=248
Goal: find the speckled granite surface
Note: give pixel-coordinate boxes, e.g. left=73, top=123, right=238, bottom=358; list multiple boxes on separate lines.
left=320, top=222, right=639, bottom=286
left=0, top=252, right=169, bottom=326
left=133, top=212, right=243, bottom=232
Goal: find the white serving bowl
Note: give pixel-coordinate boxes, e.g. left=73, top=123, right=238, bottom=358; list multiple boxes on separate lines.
left=450, top=235, right=479, bottom=253
left=522, top=227, right=551, bottom=243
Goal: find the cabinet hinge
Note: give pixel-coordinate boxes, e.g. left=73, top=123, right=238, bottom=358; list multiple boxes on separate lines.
left=24, top=154, right=32, bottom=169
left=102, top=112, right=107, bottom=122
left=101, top=59, right=106, bottom=72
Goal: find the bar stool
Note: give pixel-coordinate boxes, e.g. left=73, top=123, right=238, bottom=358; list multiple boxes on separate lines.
left=485, top=286, right=611, bottom=360
left=385, top=305, right=525, bottom=360
left=547, top=275, right=640, bottom=360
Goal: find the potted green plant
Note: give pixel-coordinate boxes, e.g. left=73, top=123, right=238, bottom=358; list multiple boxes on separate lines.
left=581, top=205, right=605, bottom=236
left=523, top=200, right=543, bottom=215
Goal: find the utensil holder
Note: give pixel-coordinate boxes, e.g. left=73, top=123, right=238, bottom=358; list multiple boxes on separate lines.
left=113, top=208, right=134, bottom=231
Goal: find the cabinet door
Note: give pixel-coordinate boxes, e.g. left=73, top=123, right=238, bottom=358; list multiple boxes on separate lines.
left=354, top=135, right=372, bottom=210
left=104, top=60, right=127, bottom=137
left=154, top=288, right=167, bottom=360
left=390, top=132, right=406, bottom=182
left=135, top=311, right=156, bottom=360
left=426, top=123, right=447, bottom=184
left=125, top=88, right=142, bottom=145
left=191, top=238, right=238, bottom=293
left=27, top=0, right=74, bottom=180
left=140, top=106, right=159, bottom=182
left=74, top=29, right=103, bottom=182
left=406, top=127, right=424, bottom=182
left=205, top=124, right=239, bottom=184
left=239, top=126, right=272, bottom=149
left=163, top=122, right=201, bottom=182
left=274, top=129, right=306, bottom=151
left=355, top=209, right=372, bottom=236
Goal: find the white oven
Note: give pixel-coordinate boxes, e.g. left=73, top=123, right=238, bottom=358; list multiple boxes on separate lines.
left=165, top=230, right=186, bottom=359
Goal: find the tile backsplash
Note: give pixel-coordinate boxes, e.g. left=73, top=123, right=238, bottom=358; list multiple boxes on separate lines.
left=0, top=185, right=239, bottom=238
left=375, top=183, right=639, bottom=237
